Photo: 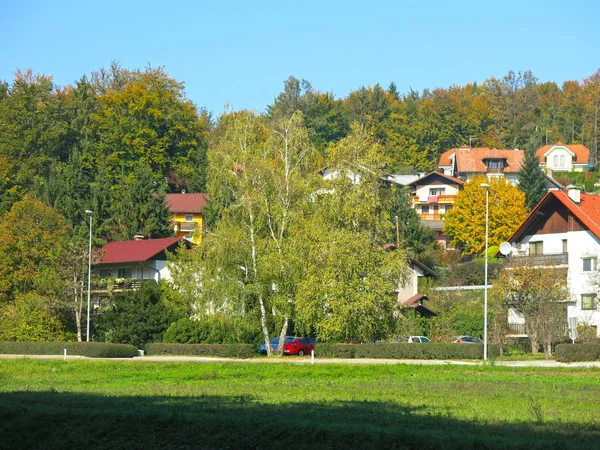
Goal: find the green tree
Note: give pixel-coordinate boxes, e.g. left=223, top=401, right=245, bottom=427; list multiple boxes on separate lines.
left=105, top=163, right=172, bottom=240
left=444, top=176, right=528, bottom=254
left=518, top=137, right=548, bottom=209
left=94, top=280, right=181, bottom=347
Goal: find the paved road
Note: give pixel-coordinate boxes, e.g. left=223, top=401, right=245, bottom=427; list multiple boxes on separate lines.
left=3, top=353, right=600, bottom=368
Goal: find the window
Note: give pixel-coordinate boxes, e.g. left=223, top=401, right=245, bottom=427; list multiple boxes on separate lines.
left=530, top=241, right=543, bottom=255
left=560, top=155, right=565, bottom=167
left=185, top=214, right=194, bottom=222
left=582, top=294, right=597, bottom=310
left=429, top=188, right=445, bottom=196
left=445, top=205, right=453, bottom=213
left=562, top=239, right=568, bottom=254
left=487, top=159, right=502, bottom=169
left=553, top=155, right=558, bottom=166
left=421, top=205, right=429, bottom=214
left=118, top=267, right=133, bottom=279
left=582, top=257, right=596, bottom=272
left=99, top=269, right=111, bottom=279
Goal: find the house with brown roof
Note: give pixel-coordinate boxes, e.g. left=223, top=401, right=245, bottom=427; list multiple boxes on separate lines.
left=438, top=145, right=524, bottom=183
left=166, top=192, right=208, bottom=245
left=407, top=172, right=465, bottom=248
left=536, top=142, right=592, bottom=173
left=92, top=237, right=191, bottom=297
left=503, top=187, right=600, bottom=336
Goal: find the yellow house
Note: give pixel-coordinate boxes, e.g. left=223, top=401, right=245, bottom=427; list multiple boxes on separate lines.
left=165, top=192, right=208, bottom=245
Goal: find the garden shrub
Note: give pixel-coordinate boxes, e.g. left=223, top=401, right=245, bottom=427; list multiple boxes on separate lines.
left=316, top=343, right=498, bottom=359
left=555, top=344, right=600, bottom=362
left=0, top=342, right=138, bottom=358
left=145, top=343, right=255, bottom=358
left=163, top=315, right=261, bottom=345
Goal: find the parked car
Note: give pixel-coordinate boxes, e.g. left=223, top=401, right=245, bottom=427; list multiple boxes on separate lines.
left=258, top=336, right=294, bottom=354
left=454, top=336, right=483, bottom=344
left=283, top=337, right=317, bottom=356
left=408, top=336, right=430, bottom=343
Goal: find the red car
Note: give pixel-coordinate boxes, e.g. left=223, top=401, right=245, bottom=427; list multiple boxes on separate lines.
left=283, top=337, right=317, bottom=356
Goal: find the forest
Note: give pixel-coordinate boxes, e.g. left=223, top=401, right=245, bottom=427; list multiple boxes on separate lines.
left=1, top=63, right=599, bottom=346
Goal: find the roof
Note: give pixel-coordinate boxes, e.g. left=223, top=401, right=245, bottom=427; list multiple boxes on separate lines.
left=536, top=142, right=590, bottom=164
left=506, top=190, right=600, bottom=243
left=165, top=193, right=208, bottom=214
left=438, top=147, right=525, bottom=174
left=407, top=171, right=465, bottom=187
left=410, top=258, right=437, bottom=277
left=403, top=293, right=428, bottom=307
left=93, top=237, right=186, bottom=264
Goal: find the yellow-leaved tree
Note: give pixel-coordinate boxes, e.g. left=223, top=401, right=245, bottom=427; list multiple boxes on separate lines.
left=444, top=176, right=528, bottom=254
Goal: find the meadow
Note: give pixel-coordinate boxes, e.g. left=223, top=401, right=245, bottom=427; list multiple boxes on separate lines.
left=1, top=359, right=599, bottom=449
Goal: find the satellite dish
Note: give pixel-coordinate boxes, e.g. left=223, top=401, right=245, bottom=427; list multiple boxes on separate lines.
left=499, top=242, right=512, bottom=256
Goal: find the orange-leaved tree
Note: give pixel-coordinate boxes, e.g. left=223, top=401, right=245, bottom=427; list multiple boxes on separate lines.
left=444, top=176, right=528, bottom=254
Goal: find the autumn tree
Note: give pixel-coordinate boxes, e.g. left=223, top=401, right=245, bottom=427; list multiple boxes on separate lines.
left=444, top=177, right=528, bottom=254
left=492, top=259, right=568, bottom=357
left=0, top=195, right=70, bottom=303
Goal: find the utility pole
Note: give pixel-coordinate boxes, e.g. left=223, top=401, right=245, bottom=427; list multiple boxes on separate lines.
left=395, top=216, right=400, bottom=248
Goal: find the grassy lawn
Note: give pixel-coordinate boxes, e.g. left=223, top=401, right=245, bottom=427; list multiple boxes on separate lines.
left=1, top=360, right=600, bottom=449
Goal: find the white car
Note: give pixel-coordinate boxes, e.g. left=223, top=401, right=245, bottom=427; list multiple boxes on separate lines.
left=408, top=336, right=430, bottom=343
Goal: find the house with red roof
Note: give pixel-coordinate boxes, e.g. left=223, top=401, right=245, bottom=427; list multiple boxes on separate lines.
left=92, top=237, right=191, bottom=296
left=407, top=172, right=465, bottom=248
left=438, top=145, right=524, bottom=183
left=536, top=142, right=592, bottom=173
left=503, top=187, right=600, bottom=336
left=166, top=192, right=208, bottom=245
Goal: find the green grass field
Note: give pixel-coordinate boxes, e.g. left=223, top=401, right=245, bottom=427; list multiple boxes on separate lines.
left=1, top=359, right=599, bottom=449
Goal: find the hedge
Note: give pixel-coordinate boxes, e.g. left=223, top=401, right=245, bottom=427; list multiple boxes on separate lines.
left=0, top=342, right=138, bottom=358
left=555, top=344, right=600, bottom=362
left=144, top=343, right=255, bottom=358
left=316, top=343, right=499, bottom=360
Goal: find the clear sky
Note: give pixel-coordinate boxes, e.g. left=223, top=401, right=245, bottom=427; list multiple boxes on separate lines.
left=1, top=0, right=599, bottom=117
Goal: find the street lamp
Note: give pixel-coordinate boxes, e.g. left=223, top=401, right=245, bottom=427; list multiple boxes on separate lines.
left=85, top=210, right=93, bottom=342
left=480, top=183, right=490, bottom=361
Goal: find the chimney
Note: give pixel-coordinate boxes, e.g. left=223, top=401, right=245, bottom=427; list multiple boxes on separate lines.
left=134, top=234, right=145, bottom=241
left=567, top=185, right=580, bottom=203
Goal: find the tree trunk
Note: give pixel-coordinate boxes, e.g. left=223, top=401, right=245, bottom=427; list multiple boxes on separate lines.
left=531, top=340, right=539, bottom=354
left=277, top=315, right=289, bottom=356
left=544, top=342, right=552, bottom=359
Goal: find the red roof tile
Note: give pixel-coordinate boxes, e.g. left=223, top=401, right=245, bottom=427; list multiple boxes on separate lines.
left=438, top=147, right=525, bottom=173
left=536, top=142, right=590, bottom=164
left=507, top=190, right=600, bottom=242
left=93, top=237, right=184, bottom=264
left=166, top=193, right=208, bottom=214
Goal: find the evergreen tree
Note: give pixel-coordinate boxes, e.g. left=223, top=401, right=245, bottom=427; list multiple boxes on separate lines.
left=518, top=137, right=548, bottom=209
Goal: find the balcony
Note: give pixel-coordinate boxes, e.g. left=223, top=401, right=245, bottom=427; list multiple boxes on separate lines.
left=505, top=253, right=568, bottom=267
left=173, top=221, right=198, bottom=232
left=91, top=279, right=144, bottom=294
left=486, top=167, right=504, bottom=174
left=413, top=195, right=457, bottom=204
left=418, top=213, right=442, bottom=220
left=506, top=323, right=526, bottom=336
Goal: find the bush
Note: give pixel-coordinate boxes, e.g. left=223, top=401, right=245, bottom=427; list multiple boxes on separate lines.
left=163, top=316, right=261, bottom=345
left=0, top=342, right=138, bottom=358
left=144, top=343, right=255, bottom=358
left=316, top=343, right=499, bottom=359
left=555, top=344, right=600, bottom=362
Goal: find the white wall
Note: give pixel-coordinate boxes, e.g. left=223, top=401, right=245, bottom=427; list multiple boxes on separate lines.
left=543, top=147, right=575, bottom=172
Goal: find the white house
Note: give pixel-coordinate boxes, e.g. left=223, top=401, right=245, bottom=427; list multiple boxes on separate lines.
left=504, top=188, right=600, bottom=336
left=536, top=142, right=592, bottom=173
left=92, top=237, right=191, bottom=297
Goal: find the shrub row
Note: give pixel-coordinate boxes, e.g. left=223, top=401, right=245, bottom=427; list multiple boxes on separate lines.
left=316, top=343, right=500, bottom=360
left=144, top=343, right=255, bottom=358
left=555, top=344, right=600, bottom=362
left=0, top=342, right=138, bottom=358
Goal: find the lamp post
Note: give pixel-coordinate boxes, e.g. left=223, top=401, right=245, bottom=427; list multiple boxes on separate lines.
left=85, top=210, right=93, bottom=342
left=480, top=183, right=490, bottom=361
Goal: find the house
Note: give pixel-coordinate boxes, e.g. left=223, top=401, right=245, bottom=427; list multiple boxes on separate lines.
left=503, top=188, right=600, bottom=336
left=92, top=236, right=192, bottom=297
left=406, top=172, right=465, bottom=248
left=536, top=142, right=592, bottom=174
left=166, top=192, right=208, bottom=245
left=438, top=145, right=524, bottom=184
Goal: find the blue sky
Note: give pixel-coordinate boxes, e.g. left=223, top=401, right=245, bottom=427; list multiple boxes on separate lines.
left=1, top=0, right=599, bottom=117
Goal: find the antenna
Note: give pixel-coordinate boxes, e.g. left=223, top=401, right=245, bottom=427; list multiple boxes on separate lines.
left=499, top=242, right=512, bottom=256
left=469, top=135, right=477, bottom=147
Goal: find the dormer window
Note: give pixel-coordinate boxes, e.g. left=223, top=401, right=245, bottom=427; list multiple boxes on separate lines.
left=487, top=159, right=502, bottom=169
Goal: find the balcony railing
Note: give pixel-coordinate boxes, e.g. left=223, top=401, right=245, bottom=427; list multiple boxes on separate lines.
left=91, top=279, right=143, bottom=294
left=173, top=221, right=198, bottom=232
left=507, top=323, right=526, bottom=336
left=486, top=167, right=504, bottom=174
left=506, top=253, right=568, bottom=267
left=413, top=195, right=457, bottom=204
left=418, top=213, right=442, bottom=220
